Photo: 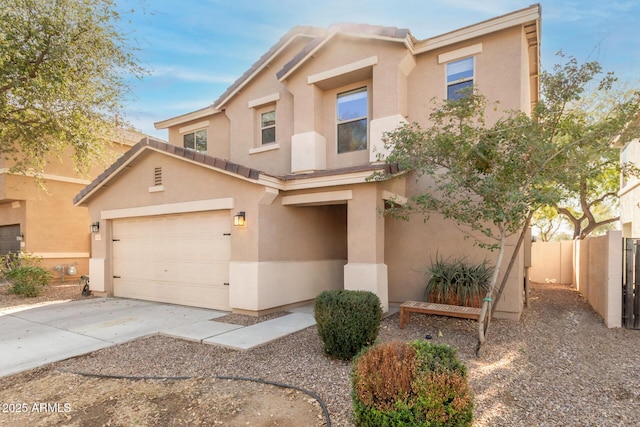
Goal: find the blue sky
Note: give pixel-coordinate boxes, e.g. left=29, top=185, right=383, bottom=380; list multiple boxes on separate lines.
left=118, top=1, right=640, bottom=139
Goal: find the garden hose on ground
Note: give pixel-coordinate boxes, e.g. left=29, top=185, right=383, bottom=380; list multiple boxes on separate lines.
left=55, top=369, right=332, bottom=427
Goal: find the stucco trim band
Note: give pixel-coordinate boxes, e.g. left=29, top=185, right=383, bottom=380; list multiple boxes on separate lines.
left=179, top=120, right=210, bottom=134
left=248, top=92, right=280, bottom=109
left=307, top=55, right=378, bottom=85
left=281, top=190, right=353, bottom=206
left=31, top=252, right=90, bottom=259
left=101, top=198, right=234, bottom=220
left=438, top=43, right=483, bottom=64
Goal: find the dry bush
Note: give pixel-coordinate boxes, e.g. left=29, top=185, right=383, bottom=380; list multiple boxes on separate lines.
left=353, top=341, right=419, bottom=411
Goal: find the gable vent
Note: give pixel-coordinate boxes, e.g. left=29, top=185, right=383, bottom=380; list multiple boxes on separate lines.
left=154, top=167, right=162, bottom=186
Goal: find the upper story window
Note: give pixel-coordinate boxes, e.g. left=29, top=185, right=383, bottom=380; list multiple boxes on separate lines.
left=183, top=129, right=207, bottom=152
left=260, top=110, right=276, bottom=145
left=337, top=87, right=368, bottom=154
left=447, top=57, right=474, bottom=100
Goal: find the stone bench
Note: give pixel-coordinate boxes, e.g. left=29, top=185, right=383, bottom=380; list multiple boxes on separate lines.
left=399, top=301, right=482, bottom=329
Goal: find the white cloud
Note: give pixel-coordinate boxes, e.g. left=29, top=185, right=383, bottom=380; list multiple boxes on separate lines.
left=149, top=66, right=236, bottom=84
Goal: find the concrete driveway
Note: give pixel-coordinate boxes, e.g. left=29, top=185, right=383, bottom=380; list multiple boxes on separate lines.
left=0, top=297, right=318, bottom=378
left=0, top=297, right=228, bottom=378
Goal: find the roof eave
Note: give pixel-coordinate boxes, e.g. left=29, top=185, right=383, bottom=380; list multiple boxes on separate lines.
left=213, top=29, right=322, bottom=110
left=278, top=31, right=415, bottom=82
left=154, top=106, right=220, bottom=130
left=414, top=3, right=541, bottom=54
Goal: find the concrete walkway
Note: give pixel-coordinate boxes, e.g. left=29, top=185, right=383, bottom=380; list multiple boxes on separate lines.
left=0, top=297, right=316, bottom=378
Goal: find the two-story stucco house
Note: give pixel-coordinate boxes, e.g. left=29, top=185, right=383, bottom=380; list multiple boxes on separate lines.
left=0, top=129, right=142, bottom=278
left=74, top=5, right=540, bottom=318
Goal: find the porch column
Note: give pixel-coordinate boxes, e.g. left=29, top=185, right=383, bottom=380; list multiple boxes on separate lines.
left=344, top=185, right=388, bottom=312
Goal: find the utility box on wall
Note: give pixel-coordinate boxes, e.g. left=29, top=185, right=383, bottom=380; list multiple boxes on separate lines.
left=88, top=258, right=105, bottom=292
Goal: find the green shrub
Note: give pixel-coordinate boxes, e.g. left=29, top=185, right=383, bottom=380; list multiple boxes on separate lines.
left=314, top=289, right=382, bottom=360
left=2, top=252, right=51, bottom=297
left=6, top=265, right=52, bottom=297
left=352, top=340, right=473, bottom=427
left=424, top=255, right=492, bottom=307
left=410, top=340, right=467, bottom=376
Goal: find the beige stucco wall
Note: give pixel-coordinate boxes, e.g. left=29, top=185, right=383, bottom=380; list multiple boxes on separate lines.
left=83, top=150, right=352, bottom=312
left=384, top=173, right=525, bottom=320
left=167, top=113, right=231, bottom=161
left=163, top=24, right=532, bottom=179
left=529, top=234, right=622, bottom=328
left=97, top=17, right=536, bottom=314
left=258, top=202, right=347, bottom=262
left=530, top=241, right=574, bottom=284
left=582, top=231, right=622, bottom=328
left=0, top=140, right=135, bottom=279
left=408, top=26, right=527, bottom=126
left=0, top=174, right=91, bottom=277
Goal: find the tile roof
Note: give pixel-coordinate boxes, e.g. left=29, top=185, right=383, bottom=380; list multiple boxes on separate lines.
left=73, top=138, right=262, bottom=205
left=73, top=137, right=401, bottom=205
left=212, top=26, right=325, bottom=109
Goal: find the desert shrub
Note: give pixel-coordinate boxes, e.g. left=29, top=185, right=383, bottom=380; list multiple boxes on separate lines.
left=424, top=256, right=492, bottom=307
left=6, top=266, right=52, bottom=297
left=314, top=289, right=382, bottom=360
left=411, top=340, right=467, bottom=376
left=2, top=252, right=51, bottom=297
left=352, top=341, right=419, bottom=412
left=352, top=340, right=473, bottom=427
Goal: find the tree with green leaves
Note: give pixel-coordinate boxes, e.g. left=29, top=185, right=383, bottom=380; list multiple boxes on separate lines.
left=531, top=206, right=572, bottom=242
left=0, top=0, right=145, bottom=174
left=542, top=75, right=640, bottom=239
left=377, top=54, right=639, bottom=352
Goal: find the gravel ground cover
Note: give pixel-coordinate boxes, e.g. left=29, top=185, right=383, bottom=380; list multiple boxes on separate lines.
left=2, top=281, right=640, bottom=426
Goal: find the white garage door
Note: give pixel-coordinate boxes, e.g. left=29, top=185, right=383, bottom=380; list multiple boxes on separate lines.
left=112, top=211, right=231, bottom=310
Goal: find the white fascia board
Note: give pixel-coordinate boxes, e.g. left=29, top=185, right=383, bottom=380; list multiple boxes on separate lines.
left=154, top=107, right=219, bottom=130
left=414, top=5, right=540, bottom=54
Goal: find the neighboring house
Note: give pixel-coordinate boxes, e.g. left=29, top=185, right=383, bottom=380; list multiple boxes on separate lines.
left=620, top=138, right=640, bottom=237
left=0, top=129, right=143, bottom=279
left=74, top=5, right=540, bottom=318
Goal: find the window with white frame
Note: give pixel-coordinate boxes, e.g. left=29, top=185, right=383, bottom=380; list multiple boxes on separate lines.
left=183, top=129, right=207, bottom=152
left=447, top=57, right=474, bottom=100
left=260, top=110, right=276, bottom=145
left=337, top=87, right=368, bottom=154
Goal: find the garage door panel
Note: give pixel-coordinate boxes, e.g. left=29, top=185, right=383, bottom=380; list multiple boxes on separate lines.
left=113, top=211, right=231, bottom=311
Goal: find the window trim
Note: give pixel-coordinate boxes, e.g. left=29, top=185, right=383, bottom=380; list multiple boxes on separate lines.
left=260, top=109, right=277, bottom=145
left=182, top=128, right=208, bottom=153
left=336, top=86, right=369, bottom=155
left=446, top=56, right=475, bottom=101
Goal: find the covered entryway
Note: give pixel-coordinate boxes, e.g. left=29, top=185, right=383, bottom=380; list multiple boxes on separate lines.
left=0, top=224, right=21, bottom=256
left=112, top=211, right=231, bottom=311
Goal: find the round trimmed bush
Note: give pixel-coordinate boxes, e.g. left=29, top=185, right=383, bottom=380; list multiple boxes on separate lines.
left=314, top=289, right=382, bottom=360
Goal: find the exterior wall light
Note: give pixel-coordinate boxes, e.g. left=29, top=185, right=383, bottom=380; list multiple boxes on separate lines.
left=91, top=222, right=100, bottom=233
left=16, top=233, right=24, bottom=241
left=233, top=211, right=246, bottom=227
